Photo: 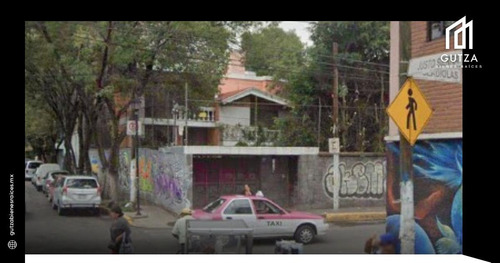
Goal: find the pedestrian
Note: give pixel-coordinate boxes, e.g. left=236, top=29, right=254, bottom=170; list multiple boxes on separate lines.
left=364, top=234, right=379, bottom=254
left=242, top=184, right=252, bottom=196
left=108, top=205, right=132, bottom=254
left=172, top=207, right=194, bottom=253
left=378, top=233, right=398, bottom=254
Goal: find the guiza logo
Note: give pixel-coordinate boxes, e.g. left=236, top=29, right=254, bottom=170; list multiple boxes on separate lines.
left=446, top=16, right=473, bottom=49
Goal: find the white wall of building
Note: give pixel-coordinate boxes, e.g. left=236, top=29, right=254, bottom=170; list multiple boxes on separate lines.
left=219, top=106, right=250, bottom=126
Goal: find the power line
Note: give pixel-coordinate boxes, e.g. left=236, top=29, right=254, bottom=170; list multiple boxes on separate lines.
left=133, top=98, right=386, bottom=110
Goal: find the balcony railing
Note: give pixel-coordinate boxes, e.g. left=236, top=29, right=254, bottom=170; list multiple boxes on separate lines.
left=222, top=124, right=279, bottom=146
left=173, top=106, right=215, bottom=122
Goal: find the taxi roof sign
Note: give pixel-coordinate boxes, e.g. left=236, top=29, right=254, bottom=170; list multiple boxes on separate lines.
left=386, top=77, right=433, bottom=146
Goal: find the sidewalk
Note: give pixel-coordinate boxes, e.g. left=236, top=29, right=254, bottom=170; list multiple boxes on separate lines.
left=119, top=205, right=386, bottom=229
left=122, top=205, right=178, bottom=229
left=307, top=207, right=386, bottom=223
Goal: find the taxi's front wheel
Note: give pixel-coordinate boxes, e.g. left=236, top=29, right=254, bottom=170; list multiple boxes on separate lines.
left=294, top=225, right=315, bottom=244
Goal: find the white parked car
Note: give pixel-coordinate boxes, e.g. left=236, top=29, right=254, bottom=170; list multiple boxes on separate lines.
left=33, top=163, right=61, bottom=191
left=25, top=161, right=43, bottom=181
left=52, top=176, right=102, bottom=216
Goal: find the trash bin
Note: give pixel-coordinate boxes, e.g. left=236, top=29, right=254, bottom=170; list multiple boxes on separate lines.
left=275, top=240, right=304, bottom=254
left=185, top=219, right=253, bottom=254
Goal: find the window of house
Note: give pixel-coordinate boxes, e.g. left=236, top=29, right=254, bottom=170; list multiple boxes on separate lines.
left=428, top=21, right=454, bottom=41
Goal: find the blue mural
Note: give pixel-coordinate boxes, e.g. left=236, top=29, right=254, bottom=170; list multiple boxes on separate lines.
left=386, top=139, right=462, bottom=254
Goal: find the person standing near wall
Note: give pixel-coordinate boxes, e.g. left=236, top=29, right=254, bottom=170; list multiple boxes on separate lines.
left=172, top=208, right=194, bottom=253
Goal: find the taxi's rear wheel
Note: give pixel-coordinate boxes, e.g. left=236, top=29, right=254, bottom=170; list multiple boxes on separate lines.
left=294, top=225, right=315, bottom=244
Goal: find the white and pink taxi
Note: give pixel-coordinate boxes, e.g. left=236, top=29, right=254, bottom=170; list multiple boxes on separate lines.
left=192, top=195, right=328, bottom=244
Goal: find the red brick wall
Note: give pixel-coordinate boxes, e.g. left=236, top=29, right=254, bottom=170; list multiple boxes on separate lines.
left=410, top=22, right=462, bottom=133
left=219, top=78, right=270, bottom=94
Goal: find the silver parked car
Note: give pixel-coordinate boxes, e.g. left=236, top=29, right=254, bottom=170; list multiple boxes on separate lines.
left=52, top=176, right=102, bottom=216
left=42, top=170, right=70, bottom=195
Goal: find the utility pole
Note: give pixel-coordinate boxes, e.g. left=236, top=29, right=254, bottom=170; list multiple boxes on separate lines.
left=331, top=42, right=340, bottom=211
left=255, top=97, right=258, bottom=142
left=317, top=98, right=321, bottom=147
left=184, top=82, right=188, bottom=146
left=135, top=100, right=141, bottom=216
left=399, top=21, right=414, bottom=254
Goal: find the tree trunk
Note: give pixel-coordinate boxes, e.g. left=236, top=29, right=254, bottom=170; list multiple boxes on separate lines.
left=83, top=118, right=93, bottom=175
left=77, top=114, right=84, bottom=174
left=107, top=171, right=120, bottom=203
left=63, top=131, right=75, bottom=172
left=106, top=115, right=122, bottom=203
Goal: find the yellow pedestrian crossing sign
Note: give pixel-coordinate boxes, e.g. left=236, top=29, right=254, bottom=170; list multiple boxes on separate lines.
left=386, top=77, right=433, bottom=146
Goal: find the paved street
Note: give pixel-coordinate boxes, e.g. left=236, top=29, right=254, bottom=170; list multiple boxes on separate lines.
left=25, top=182, right=384, bottom=254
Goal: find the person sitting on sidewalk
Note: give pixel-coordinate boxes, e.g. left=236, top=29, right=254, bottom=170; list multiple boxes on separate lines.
left=172, top=207, right=194, bottom=254
left=378, top=233, right=398, bottom=254
left=364, top=233, right=398, bottom=254
left=364, top=234, right=379, bottom=254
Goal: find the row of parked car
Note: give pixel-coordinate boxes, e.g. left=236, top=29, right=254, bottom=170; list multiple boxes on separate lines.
left=25, top=160, right=102, bottom=216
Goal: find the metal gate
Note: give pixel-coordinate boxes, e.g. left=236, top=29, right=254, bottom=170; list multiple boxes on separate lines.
left=193, top=156, right=260, bottom=208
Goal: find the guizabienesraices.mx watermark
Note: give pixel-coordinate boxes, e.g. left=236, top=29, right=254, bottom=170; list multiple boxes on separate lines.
left=9, top=174, right=15, bottom=237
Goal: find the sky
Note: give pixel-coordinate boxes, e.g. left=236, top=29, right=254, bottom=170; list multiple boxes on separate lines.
left=278, top=21, right=313, bottom=47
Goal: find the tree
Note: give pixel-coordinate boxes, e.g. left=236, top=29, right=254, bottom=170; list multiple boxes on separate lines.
left=241, top=25, right=304, bottom=86
left=25, top=22, right=80, bottom=171
left=25, top=21, right=255, bottom=202
left=25, top=93, right=59, bottom=162
left=275, top=21, right=390, bottom=152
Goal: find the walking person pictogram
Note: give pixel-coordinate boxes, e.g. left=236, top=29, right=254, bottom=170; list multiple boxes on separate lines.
left=406, top=89, right=417, bottom=130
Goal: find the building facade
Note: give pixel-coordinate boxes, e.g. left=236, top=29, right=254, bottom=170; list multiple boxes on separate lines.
left=119, top=51, right=287, bottom=148
left=385, top=21, right=462, bottom=254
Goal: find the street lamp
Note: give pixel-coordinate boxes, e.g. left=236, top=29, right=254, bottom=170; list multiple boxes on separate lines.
left=131, top=98, right=142, bottom=216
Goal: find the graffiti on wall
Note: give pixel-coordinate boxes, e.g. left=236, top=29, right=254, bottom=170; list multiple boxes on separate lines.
left=323, top=160, right=386, bottom=199
left=90, top=154, right=100, bottom=174
left=386, top=140, right=462, bottom=254
left=153, top=149, right=191, bottom=213
left=118, top=150, right=130, bottom=190
left=138, top=151, right=153, bottom=192
left=89, top=147, right=191, bottom=214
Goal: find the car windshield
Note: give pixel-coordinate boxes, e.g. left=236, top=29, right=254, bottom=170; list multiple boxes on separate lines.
left=203, top=198, right=226, bottom=213
left=28, top=163, right=42, bottom=169
left=66, top=179, right=98, bottom=189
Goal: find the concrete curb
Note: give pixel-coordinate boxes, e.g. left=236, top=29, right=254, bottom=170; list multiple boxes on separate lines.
left=324, top=212, right=386, bottom=222
left=124, top=213, right=148, bottom=225
left=123, top=215, right=134, bottom=225
left=99, top=205, right=141, bottom=226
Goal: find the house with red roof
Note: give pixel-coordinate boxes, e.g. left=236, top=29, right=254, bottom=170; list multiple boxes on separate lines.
left=121, top=51, right=289, bottom=147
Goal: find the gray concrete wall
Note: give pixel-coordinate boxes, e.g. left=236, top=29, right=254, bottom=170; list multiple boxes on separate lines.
left=295, top=153, right=386, bottom=209
left=259, top=156, right=292, bottom=207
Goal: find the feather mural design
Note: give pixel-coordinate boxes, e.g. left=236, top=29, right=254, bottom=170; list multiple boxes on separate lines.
left=386, top=214, right=435, bottom=254
left=412, top=142, right=462, bottom=189
left=436, top=216, right=461, bottom=254
left=386, top=140, right=462, bottom=254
